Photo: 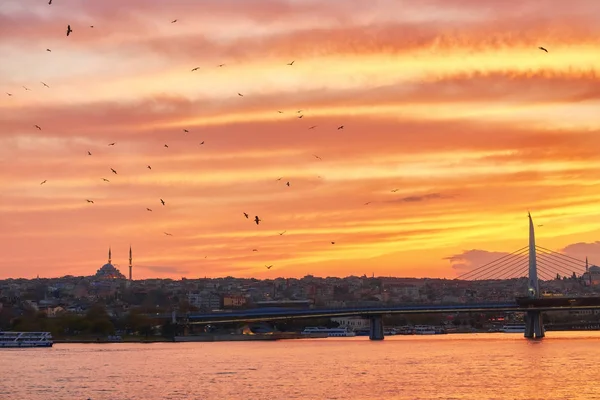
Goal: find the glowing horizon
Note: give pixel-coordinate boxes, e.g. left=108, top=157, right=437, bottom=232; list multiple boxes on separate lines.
left=2, top=0, right=600, bottom=279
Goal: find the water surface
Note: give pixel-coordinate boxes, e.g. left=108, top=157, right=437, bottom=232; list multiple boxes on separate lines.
left=2, top=332, right=599, bottom=400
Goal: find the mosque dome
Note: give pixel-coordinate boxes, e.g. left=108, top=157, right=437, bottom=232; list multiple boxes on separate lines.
left=95, top=248, right=126, bottom=279
left=589, top=265, right=600, bottom=274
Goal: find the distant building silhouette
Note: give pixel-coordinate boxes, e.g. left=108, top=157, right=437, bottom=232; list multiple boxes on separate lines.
left=95, top=247, right=126, bottom=279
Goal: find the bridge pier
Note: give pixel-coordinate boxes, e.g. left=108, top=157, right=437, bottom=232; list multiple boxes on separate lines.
left=524, top=310, right=545, bottom=339
left=369, top=316, right=384, bottom=341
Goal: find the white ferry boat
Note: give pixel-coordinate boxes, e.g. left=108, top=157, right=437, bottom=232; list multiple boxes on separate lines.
left=414, top=325, right=446, bottom=335
left=301, top=327, right=356, bottom=337
left=501, top=323, right=525, bottom=333
left=0, top=331, right=54, bottom=348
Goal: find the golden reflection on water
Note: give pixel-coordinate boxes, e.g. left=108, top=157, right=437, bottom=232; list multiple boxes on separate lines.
left=3, top=332, right=600, bottom=400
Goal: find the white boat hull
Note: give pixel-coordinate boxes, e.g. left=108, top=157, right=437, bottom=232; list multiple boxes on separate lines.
left=0, top=342, right=53, bottom=348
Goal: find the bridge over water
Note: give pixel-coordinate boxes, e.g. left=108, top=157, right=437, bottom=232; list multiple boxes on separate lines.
left=169, top=214, right=599, bottom=340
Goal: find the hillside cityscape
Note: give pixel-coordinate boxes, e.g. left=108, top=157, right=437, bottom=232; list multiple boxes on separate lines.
left=2, top=248, right=600, bottom=338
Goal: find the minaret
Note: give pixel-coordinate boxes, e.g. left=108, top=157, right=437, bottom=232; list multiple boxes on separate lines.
left=129, top=245, right=133, bottom=281
left=108, top=247, right=112, bottom=264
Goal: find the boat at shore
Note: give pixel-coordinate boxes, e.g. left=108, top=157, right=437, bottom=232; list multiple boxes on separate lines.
left=501, top=323, right=526, bottom=333
left=174, top=332, right=328, bottom=342
left=301, top=327, right=356, bottom=337
left=0, top=331, right=53, bottom=348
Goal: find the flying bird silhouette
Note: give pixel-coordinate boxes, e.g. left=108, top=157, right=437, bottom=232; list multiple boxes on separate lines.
left=265, top=265, right=273, bottom=269
left=538, top=46, right=548, bottom=53
left=23, top=86, right=30, bottom=91
left=243, top=212, right=249, bottom=219
left=164, top=144, right=169, bottom=148
left=298, top=115, right=304, bottom=119
left=199, top=141, right=204, bottom=145
left=34, top=125, right=41, bottom=130
left=40, top=180, right=47, bottom=185
left=87, top=151, right=92, bottom=155
left=48, top=0, right=52, bottom=4
left=160, top=199, right=165, bottom=205
left=108, top=142, right=115, bottom=146
left=110, top=168, right=117, bottom=174
left=238, top=93, right=244, bottom=97
left=147, top=165, right=151, bottom=170
left=46, top=49, right=51, bottom=52
left=171, top=19, right=178, bottom=23
left=86, top=199, right=94, bottom=204
left=278, top=231, right=286, bottom=236
left=254, top=216, right=261, bottom=225
left=331, top=241, right=335, bottom=245
left=6, top=93, right=12, bottom=96
left=218, top=64, right=225, bottom=67
left=191, top=67, right=199, bottom=72
left=286, top=181, right=290, bottom=187
left=102, top=178, right=110, bottom=182
left=183, top=129, right=189, bottom=133
left=164, top=232, right=173, bottom=236
left=41, top=82, right=49, bottom=88
left=308, top=125, right=317, bottom=129
left=391, top=189, right=399, bottom=192
left=277, top=110, right=284, bottom=113
left=287, top=61, right=294, bottom=65
left=337, top=125, right=344, bottom=130
left=66, top=25, right=72, bottom=36
left=312, top=155, right=322, bottom=160
left=147, top=208, right=153, bottom=212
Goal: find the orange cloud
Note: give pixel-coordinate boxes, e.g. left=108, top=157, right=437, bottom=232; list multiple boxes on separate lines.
left=2, top=0, right=600, bottom=279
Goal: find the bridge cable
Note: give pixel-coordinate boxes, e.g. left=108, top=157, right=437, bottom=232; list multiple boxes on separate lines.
left=455, top=246, right=528, bottom=280
left=536, top=254, right=584, bottom=277
left=536, top=245, right=588, bottom=267
left=471, top=254, right=529, bottom=280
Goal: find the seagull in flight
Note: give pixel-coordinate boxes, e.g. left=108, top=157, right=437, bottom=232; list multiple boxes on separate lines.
left=40, top=180, right=47, bottom=185
left=108, top=142, right=115, bottom=146
left=102, top=178, right=110, bottom=182
left=287, top=61, right=294, bottom=65
left=308, top=125, right=317, bottom=130
left=391, top=189, right=399, bottom=192
left=160, top=199, right=165, bottom=205
left=147, top=165, right=151, bottom=170
left=218, top=64, right=225, bottom=67
left=6, top=93, right=12, bottom=96
left=265, top=265, right=273, bottom=269
left=199, top=141, right=204, bottom=145
left=252, top=249, right=258, bottom=252
left=34, top=125, right=41, bottom=130
left=66, top=25, right=72, bottom=36
left=278, top=231, right=286, bottom=236
left=191, top=67, right=199, bottom=72
left=86, top=199, right=94, bottom=204
left=110, top=168, right=117, bottom=174
left=243, top=212, right=249, bottom=219
left=298, top=115, right=304, bottom=119
left=277, top=110, right=284, bottom=114
left=254, top=216, right=261, bottom=225
left=48, top=0, right=52, bottom=4
left=41, top=82, right=49, bottom=88
left=87, top=151, right=92, bottom=155
left=286, top=181, right=290, bottom=187
left=164, top=144, right=169, bottom=148
left=364, top=202, right=372, bottom=205
left=337, top=125, right=344, bottom=130
left=164, top=232, right=173, bottom=236
left=147, top=208, right=153, bottom=212
left=171, top=19, right=178, bottom=23
left=331, top=241, right=335, bottom=245
left=238, top=93, right=244, bottom=97
left=23, top=86, right=31, bottom=91
left=183, top=129, right=189, bottom=133
left=276, top=177, right=283, bottom=181
left=312, top=154, right=322, bottom=160
left=46, top=49, right=51, bottom=52
left=538, top=46, right=548, bottom=53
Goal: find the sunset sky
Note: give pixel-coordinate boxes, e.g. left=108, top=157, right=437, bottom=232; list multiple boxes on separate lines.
left=2, top=0, right=600, bottom=280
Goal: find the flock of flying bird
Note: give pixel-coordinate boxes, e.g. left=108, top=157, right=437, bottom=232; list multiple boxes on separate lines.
left=5, top=6, right=552, bottom=270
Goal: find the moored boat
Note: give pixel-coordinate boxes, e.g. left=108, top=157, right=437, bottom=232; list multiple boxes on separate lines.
left=301, top=326, right=356, bottom=337
left=0, top=331, right=53, bottom=348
